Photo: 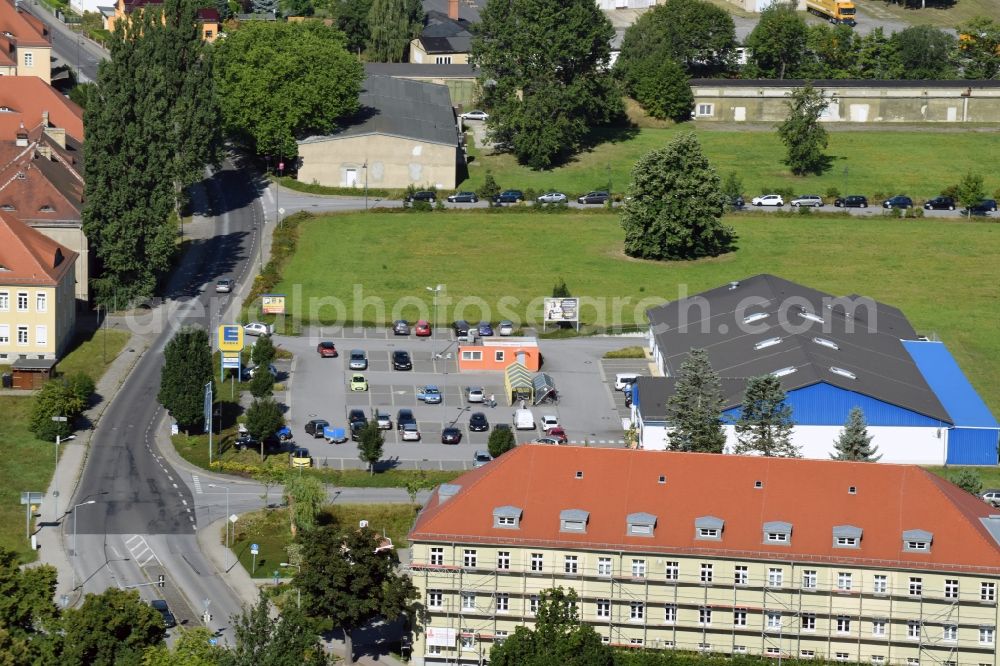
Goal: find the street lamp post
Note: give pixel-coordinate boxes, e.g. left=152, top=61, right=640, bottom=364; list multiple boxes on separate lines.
left=51, top=417, right=74, bottom=518
left=208, top=484, right=231, bottom=568
left=72, top=499, right=96, bottom=590
left=363, top=161, right=369, bottom=210
left=425, top=285, right=443, bottom=355
left=280, top=562, right=301, bottom=609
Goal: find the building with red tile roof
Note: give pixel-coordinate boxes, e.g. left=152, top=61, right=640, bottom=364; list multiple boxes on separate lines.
left=103, top=0, right=221, bottom=42
left=408, top=445, right=1000, bottom=664
left=0, top=0, right=52, bottom=83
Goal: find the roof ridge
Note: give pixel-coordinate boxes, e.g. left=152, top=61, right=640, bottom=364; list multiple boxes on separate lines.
left=918, top=468, right=1000, bottom=551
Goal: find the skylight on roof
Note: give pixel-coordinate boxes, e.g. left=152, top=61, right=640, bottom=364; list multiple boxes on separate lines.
left=830, top=366, right=857, bottom=380
left=743, top=312, right=768, bottom=324
left=799, top=309, right=824, bottom=323
left=772, top=366, right=797, bottom=377
left=813, top=337, right=839, bottom=350
left=754, top=337, right=782, bottom=350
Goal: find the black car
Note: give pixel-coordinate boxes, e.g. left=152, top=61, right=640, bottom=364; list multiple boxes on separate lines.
left=882, top=195, right=913, bottom=210
left=577, top=190, right=610, bottom=205
left=397, top=409, right=417, bottom=430
left=392, top=350, right=412, bottom=371
left=727, top=195, right=745, bottom=209
left=348, top=409, right=367, bottom=426
left=968, top=198, right=999, bottom=214
left=392, top=320, right=409, bottom=335
left=924, top=196, right=955, bottom=211
left=151, top=600, right=176, bottom=629
left=452, top=319, right=471, bottom=336
left=441, top=427, right=463, bottom=444
left=304, top=419, right=329, bottom=438
left=405, top=190, right=436, bottom=203
left=447, top=191, right=479, bottom=203
left=469, top=412, right=489, bottom=432
left=493, top=190, right=525, bottom=204
left=834, top=195, right=868, bottom=208
left=350, top=421, right=365, bottom=441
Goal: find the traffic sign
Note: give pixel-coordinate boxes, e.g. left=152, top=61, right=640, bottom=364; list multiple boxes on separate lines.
left=217, top=325, right=245, bottom=353
left=221, top=352, right=241, bottom=369
left=250, top=543, right=259, bottom=555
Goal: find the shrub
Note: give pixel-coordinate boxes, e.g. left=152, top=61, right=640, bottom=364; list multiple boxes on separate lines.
left=824, top=187, right=840, bottom=201
left=477, top=171, right=501, bottom=200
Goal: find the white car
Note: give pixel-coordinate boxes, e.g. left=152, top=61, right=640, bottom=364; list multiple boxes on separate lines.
left=244, top=364, right=277, bottom=380
left=498, top=320, right=514, bottom=336
left=244, top=322, right=272, bottom=336
left=401, top=423, right=421, bottom=441
left=536, top=192, right=567, bottom=204
left=466, top=387, right=485, bottom=403
left=751, top=194, right=784, bottom=207
left=532, top=437, right=562, bottom=445
left=215, top=279, right=234, bottom=293
left=790, top=195, right=824, bottom=207
left=540, top=415, right=560, bottom=431
left=460, top=110, right=488, bottom=121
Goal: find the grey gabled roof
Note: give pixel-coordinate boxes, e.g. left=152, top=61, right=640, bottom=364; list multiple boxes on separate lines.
left=363, top=62, right=476, bottom=79
left=493, top=505, right=522, bottom=518
left=560, top=509, right=590, bottom=523
left=833, top=525, right=863, bottom=539
left=418, top=10, right=472, bottom=54
left=645, top=274, right=950, bottom=423
left=763, top=521, right=792, bottom=534
left=627, top=512, right=657, bottom=526
left=298, top=75, right=459, bottom=148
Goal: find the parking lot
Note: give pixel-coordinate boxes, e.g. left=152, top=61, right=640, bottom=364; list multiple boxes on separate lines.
left=273, top=329, right=649, bottom=470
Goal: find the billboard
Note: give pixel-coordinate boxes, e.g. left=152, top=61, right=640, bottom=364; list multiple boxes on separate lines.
left=425, top=627, right=457, bottom=647
left=217, top=325, right=245, bottom=353
left=262, top=294, right=286, bottom=315
left=221, top=352, right=241, bottom=369
left=544, top=297, right=579, bottom=323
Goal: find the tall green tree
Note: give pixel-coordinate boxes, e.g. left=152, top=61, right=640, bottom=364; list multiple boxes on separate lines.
left=366, top=0, right=417, bottom=62
left=957, top=171, right=986, bottom=218
left=777, top=83, right=829, bottom=176
left=855, top=27, right=899, bottom=79
left=29, top=378, right=88, bottom=441
left=801, top=23, right=860, bottom=79
left=951, top=468, right=984, bottom=496
left=890, top=26, right=957, bottom=79
left=734, top=375, right=799, bottom=457
left=357, top=421, right=384, bottom=474
left=248, top=368, right=275, bottom=398
left=957, top=17, right=1000, bottom=79
left=0, top=548, right=59, bottom=647
left=57, top=589, right=165, bottom=666
left=631, top=58, right=694, bottom=122
left=83, top=0, right=220, bottom=306
left=251, top=0, right=279, bottom=14
left=141, top=627, right=227, bottom=666
left=297, top=525, right=418, bottom=663
left=335, top=0, right=373, bottom=53
left=250, top=335, right=277, bottom=367
left=620, top=133, right=735, bottom=260
left=244, top=397, right=284, bottom=443
left=226, top=593, right=328, bottom=666
left=744, top=3, right=808, bottom=79
left=666, top=349, right=726, bottom=453
left=489, top=588, right=612, bottom=666
left=214, top=21, right=363, bottom=158
left=831, top=407, right=880, bottom=461
left=283, top=474, right=325, bottom=537
left=471, top=0, right=622, bottom=169
left=158, top=326, right=214, bottom=431
left=488, top=426, right=516, bottom=458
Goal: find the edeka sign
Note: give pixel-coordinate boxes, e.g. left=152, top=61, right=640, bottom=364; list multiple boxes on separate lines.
left=218, top=325, right=245, bottom=353
left=262, top=294, right=285, bottom=315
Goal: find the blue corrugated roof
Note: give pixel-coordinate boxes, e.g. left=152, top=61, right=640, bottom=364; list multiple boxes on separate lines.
left=903, top=341, right=999, bottom=428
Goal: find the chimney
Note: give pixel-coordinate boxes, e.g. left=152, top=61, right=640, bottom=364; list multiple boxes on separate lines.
left=448, top=0, right=458, bottom=20
left=37, top=143, right=52, bottom=159
left=16, top=123, right=28, bottom=147
left=43, top=126, right=66, bottom=149
left=42, top=110, right=50, bottom=127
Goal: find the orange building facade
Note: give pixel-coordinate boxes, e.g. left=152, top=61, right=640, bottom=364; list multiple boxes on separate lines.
left=457, top=337, right=540, bottom=373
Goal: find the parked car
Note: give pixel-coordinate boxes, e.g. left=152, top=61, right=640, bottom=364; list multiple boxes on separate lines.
left=289, top=447, right=312, bottom=468
left=577, top=190, right=610, bottom=205
left=316, top=341, right=338, bottom=357
left=244, top=322, right=272, bottom=336
left=466, top=387, right=485, bottom=403
left=498, top=320, right=514, bottom=336
left=924, top=196, right=955, bottom=211
left=405, top=190, right=436, bottom=203
left=614, top=373, right=640, bottom=391
left=460, top=110, right=488, bottom=121
left=477, top=322, right=494, bottom=337
left=537, top=192, right=567, bottom=204
left=375, top=410, right=392, bottom=429
left=751, top=194, right=784, bottom=207
left=304, top=419, right=329, bottom=438
left=882, top=195, right=913, bottom=209
left=401, top=423, right=421, bottom=441
left=967, top=199, right=999, bottom=214
left=473, top=450, right=493, bottom=468
left=244, top=364, right=277, bottom=380
left=469, top=412, right=489, bottom=432
left=348, top=409, right=368, bottom=427
left=441, top=427, right=463, bottom=444
left=350, top=421, right=365, bottom=441
left=532, top=436, right=562, bottom=445
left=452, top=320, right=471, bottom=336
left=546, top=426, right=568, bottom=443
left=417, top=385, right=443, bottom=404
left=727, top=195, right=745, bottom=209
left=415, top=320, right=432, bottom=336
left=150, top=600, right=176, bottom=629
left=493, top=190, right=525, bottom=204
left=982, top=489, right=1000, bottom=507
left=514, top=408, right=535, bottom=430
left=834, top=195, right=868, bottom=208
left=392, top=320, right=410, bottom=335
left=447, top=191, right=479, bottom=203
left=541, top=414, right=560, bottom=430
left=791, top=195, right=824, bottom=207
left=349, top=374, right=368, bottom=391
left=392, top=350, right=412, bottom=371
left=348, top=349, right=368, bottom=370
left=397, top=409, right=417, bottom=430
left=215, top=278, right=234, bottom=293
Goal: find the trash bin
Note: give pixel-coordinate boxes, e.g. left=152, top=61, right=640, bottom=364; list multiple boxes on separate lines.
left=1, top=373, right=11, bottom=389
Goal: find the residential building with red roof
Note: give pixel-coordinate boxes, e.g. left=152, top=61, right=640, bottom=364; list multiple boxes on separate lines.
left=103, top=0, right=220, bottom=42
left=0, top=211, right=77, bottom=360
left=0, top=0, right=52, bottom=83
left=408, top=445, right=1000, bottom=664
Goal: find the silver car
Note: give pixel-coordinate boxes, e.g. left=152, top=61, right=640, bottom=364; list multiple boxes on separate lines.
left=537, top=192, right=567, bottom=204
left=473, top=450, right=493, bottom=468
left=791, top=195, right=824, bottom=207
left=349, top=349, right=368, bottom=370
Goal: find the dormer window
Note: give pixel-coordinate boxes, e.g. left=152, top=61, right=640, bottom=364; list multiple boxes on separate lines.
left=492, top=505, right=521, bottom=529
left=902, top=530, right=933, bottom=553
left=763, top=521, right=792, bottom=545
left=626, top=512, right=656, bottom=537
left=833, top=525, right=862, bottom=549
left=560, top=509, right=589, bottom=533
left=39, top=205, right=55, bottom=212
left=695, top=516, right=724, bottom=541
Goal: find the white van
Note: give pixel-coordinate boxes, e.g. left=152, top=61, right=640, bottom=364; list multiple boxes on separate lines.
left=513, top=409, right=535, bottom=430
left=614, top=373, right=641, bottom=391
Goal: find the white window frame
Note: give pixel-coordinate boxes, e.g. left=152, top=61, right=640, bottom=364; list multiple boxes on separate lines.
left=435, top=55, right=452, bottom=64
left=767, top=612, right=782, bottom=630
left=0, top=324, right=8, bottom=344
left=629, top=601, right=644, bottom=621
left=907, top=621, right=921, bottom=639
left=699, top=606, right=712, bottom=626
left=564, top=555, right=578, bottom=574
left=461, top=350, right=482, bottom=361
left=16, top=325, right=28, bottom=345
left=530, top=553, right=543, bottom=572
left=734, top=609, right=747, bottom=627
left=698, top=527, right=720, bottom=539
left=871, top=657, right=885, bottom=665
left=461, top=592, right=475, bottom=610
left=873, top=574, right=888, bottom=594
left=943, top=624, right=957, bottom=642
left=836, top=653, right=850, bottom=662
left=35, top=292, right=46, bottom=313
left=766, top=532, right=789, bottom=543
left=802, top=613, right=816, bottom=631
left=428, top=590, right=443, bottom=608
left=597, top=557, right=612, bottom=576
left=24, top=51, right=33, bottom=67
left=802, top=570, right=817, bottom=589
left=664, top=604, right=676, bottom=624
left=700, top=563, right=713, bottom=583
left=16, top=291, right=28, bottom=312
left=496, top=515, right=516, bottom=526
left=980, top=626, right=995, bottom=645
left=837, top=572, right=853, bottom=591
left=767, top=648, right=781, bottom=657
left=872, top=620, right=886, bottom=636
left=463, top=549, right=477, bottom=567
left=837, top=616, right=851, bottom=634
left=0, top=292, right=8, bottom=311
left=801, top=650, right=815, bottom=659
left=696, top=103, right=714, bottom=117
left=528, top=595, right=539, bottom=614
left=631, top=559, right=646, bottom=578
left=494, top=350, right=504, bottom=362
left=945, top=579, right=959, bottom=599
left=495, top=593, right=508, bottom=613
left=981, top=582, right=996, bottom=602
left=836, top=536, right=858, bottom=547
left=630, top=638, right=643, bottom=646
left=909, top=577, right=923, bottom=596
left=429, top=547, right=443, bottom=566
left=496, top=551, right=510, bottom=570
left=35, top=325, right=47, bottom=347
left=664, top=561, right=678, bottom=581
left=460, top=630, right=474, bottom=650
left=596, top=599, right=610, bottom=619
left=734, top=565, right=748, bottom=586
left=768, top=567, right=784, bottom=587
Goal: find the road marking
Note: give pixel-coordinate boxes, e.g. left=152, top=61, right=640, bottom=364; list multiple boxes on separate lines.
left=192, top=475, right=203, bottom=494
left=124, top=535, right=162, bottom=568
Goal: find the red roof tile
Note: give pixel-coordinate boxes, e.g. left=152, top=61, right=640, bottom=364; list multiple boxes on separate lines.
left=410, top=446, right=1000, bottom=574
left=0, top=210, right=76, bottom=286
left=0, top=77, right=84, bottom=143
left=0, top=0, right=50, bottom=47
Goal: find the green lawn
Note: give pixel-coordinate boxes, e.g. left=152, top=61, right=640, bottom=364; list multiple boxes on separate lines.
left=855, top=0, right=998, bottom=29
left=463, top=126, right=1000, bottom=201
left=57, top=328, right=131, bottom=381
left=276, top=210, right=1000, bottom=411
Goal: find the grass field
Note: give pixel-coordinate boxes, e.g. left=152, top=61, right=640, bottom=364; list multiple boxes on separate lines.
left=275, top=210, right=1000, bottom=411
left=463, top=126, right=1000, bottom=201
left=856, top=0, right=1000, bottom=28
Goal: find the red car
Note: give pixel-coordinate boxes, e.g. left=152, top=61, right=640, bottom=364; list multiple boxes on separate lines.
left=415, top=320, right=431, bottom=337
left=545, top=427, right=568, bottom=443
left=316, top=341, right=338, bottom=358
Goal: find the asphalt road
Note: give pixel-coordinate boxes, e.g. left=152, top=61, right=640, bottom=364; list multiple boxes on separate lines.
left=24, top=4, right=106, bottom=83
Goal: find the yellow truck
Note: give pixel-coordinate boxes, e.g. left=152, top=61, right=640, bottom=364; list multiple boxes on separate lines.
left=806, top=0, right=857, bottom=26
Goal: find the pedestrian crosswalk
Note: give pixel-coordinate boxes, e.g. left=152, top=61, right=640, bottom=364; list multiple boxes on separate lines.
left=192, top=475, right=203, bottom=494
left=124, top=534, right=161, bottom=568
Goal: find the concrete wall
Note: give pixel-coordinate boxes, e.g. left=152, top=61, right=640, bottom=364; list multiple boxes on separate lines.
left=298, top=134, right=459, bottom=190
left=29, top=223, right=89, bottom=302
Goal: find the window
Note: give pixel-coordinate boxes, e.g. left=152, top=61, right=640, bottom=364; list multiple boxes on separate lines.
left=463, top=549, right=477, bottom=567
left=733, top=609, right=747, bottom=627
left=564, top=555, right=578, bottom=574
left=837, top=616, right=851, bottom=634
left=598, top=557, right=612, bottom=576
left=906, top=659, right=919, bottom=666
left=35, top=325, right=46, bottom=347
left=980, top=626, right=995, bottom=645
left=629, top=601, right=644, bottom=621
left=698, top=642, right=711, bottom=652
left=596, top=599, right=610, bottom=619
left=802, top=570, right=817, bottom=590
left=204, top=29, right=213, bottom=38
left=837, top=572, right=853, bottom=591
left=16, top=292, right=28, bottom=311
left=734, top=565, right=748, bottom=586
left=460, top=629, right=474, bottom=650
left=664, top=604, right=676, bottom=624
left=945, top=579, right=959, bottom=599
left=35, top=292, right=46, bottom=313
left=766, top=532, right=789, bottom=543
left=24, top=52, right=33, bottom=67
left=495, top=630, right=508, bottom=645
left=873, top=575, right=888, bottom=594
left=0, top=292, right=7, bottom=311
left=981, top=582, right=996, bottom=602
left=462, top=592, right=475, bottom=610
left=601, top=636, right=610, bottom=645
left=909, top=577, right=923, bottom=596
left=872, top=620, right=886, bottom=636
left=700, top=563, right=713, bottom=583
left=943, top=624, right=957, bottom=641
left=695, top=516, right=723, bottom=540
left=435, top=55, right=452, bottom=64
left=529, top=595, right=539, bottom=614
left=906, top=540, right=929, bottom=551
left=16, top=326, right=27, bottom=345
left=429, top=547, right=443, bottom=565
left=0, top=325, right=8, bottom=344
left=428, top=590, right=443, bottom=608
left=907, top=621, right=921, bottom=639
left=871, top=657, right=885, bottom=665
left=902, top=531, right=933, bottom=552
left=801, top=650, right=815, bottom=659
left=698, top=527, right=720, bottom=539
left=802, top=613, right=816, bottom=631
left=495, top=593, right=508, bottom=613
left=733, top=645, right=746, bottom=654
left=630, top=638, right=644, bottom=646
left=836, top=653, right=850, bottom=662
left=665, top=561, right=679, bottom=581
left=768, top=568, right=783, bottom=587
left=631, top=559, right=646, bottom=578
left=496, top=516, right=516, bottom=526
left=767, top=648, right=781, bottom=657
left=836, top=536, right=859, bottom=547
left=696, top=103, right=714, bottom=117
left=699, top=607, right=712, bottom=626
left=460, top=350, right=482, bottom=361
left=494, top=351, right=504, bottom=362
left=627, top=513, right=656, bottom=536
left=766, top=612, right=782, bottom=630
left=530, top=553, right=543, bottom=572
left=497, top=551, right=509, bottom=570
left=427, top=645, right=441, bottom=655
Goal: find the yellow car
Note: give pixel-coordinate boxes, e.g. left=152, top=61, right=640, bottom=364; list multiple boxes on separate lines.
left=350, top=374, right=368, bottom=391
left=289, top=447, right=312, bottom=468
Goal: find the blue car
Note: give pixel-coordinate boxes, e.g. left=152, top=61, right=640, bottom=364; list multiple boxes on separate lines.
left=478, top=322, right=494, bottom=336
